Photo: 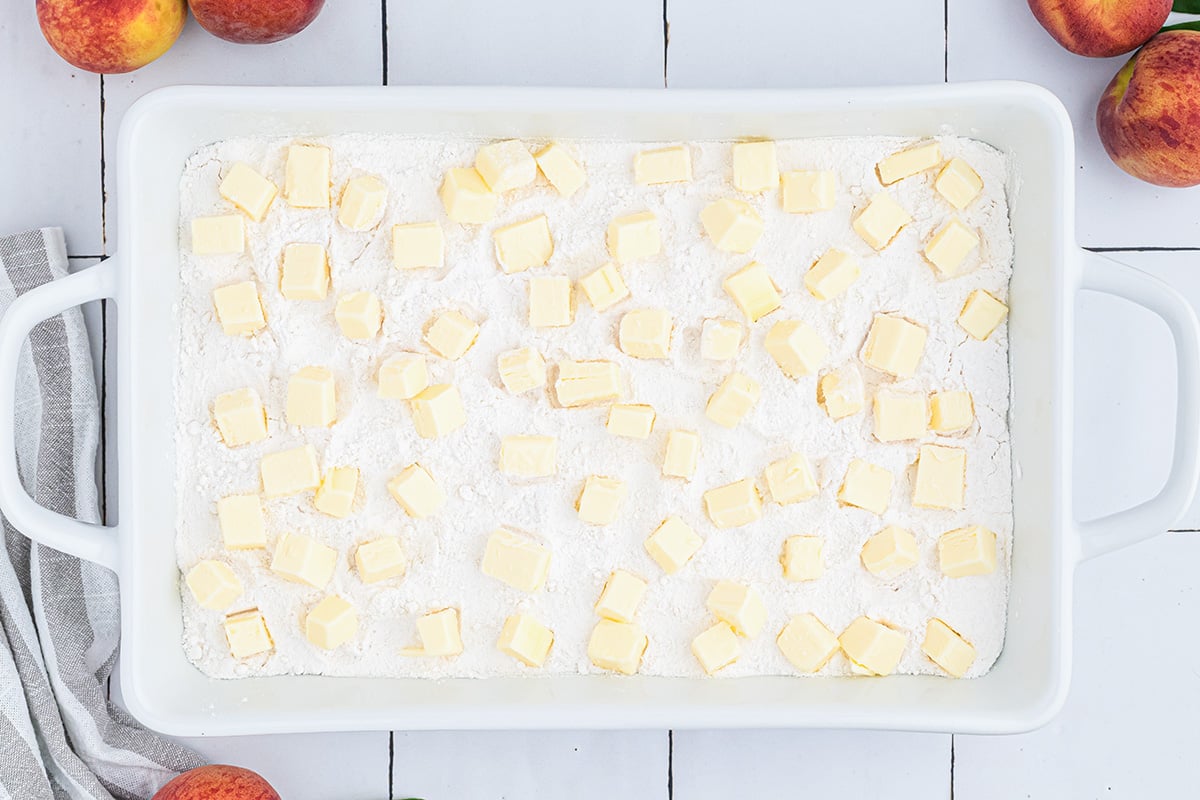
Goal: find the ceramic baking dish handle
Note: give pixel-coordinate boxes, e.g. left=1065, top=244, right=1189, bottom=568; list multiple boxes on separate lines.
left=1075, top=251, right=1200, bottom=562
left=0, top=258, right=119, bottom=572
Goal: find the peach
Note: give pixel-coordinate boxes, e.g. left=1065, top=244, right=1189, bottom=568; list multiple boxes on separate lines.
left=189, top=0, right=326, bottom=44
left=1028, top=0, right=1171, bottom=58
left=1097, top=31, right=1200, bottom=187
left=153, top=765, right=281, bottom=800
left=36, top=0, right=185, bottom=74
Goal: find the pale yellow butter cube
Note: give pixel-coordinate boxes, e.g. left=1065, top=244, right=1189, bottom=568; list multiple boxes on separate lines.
left=606, top=404, right=656, bottom=439
left=219, top=162, right=277, bottom=221
left=861, top=526, right=920, bottom=579
left=777, top=613, right=840, bottom=673
left=853, top=192, right=912, bottom=250
left=732, top=140, right=779, bottom=193
left=913, top=444, right=966, bottom=510
left=185, top=560, right=242, bottom=610
left=554, top=360, right=622, bottom=407
left=839, top=617, right=907, bottom=676
left=722, top=262, right=780, bottom=322
left=595, top=570, right=647, bottom=623
left=765, top=319, right=828, bottom=378
left=192, top=215, right=245, bottom=255
left=692, top=621, right=741, bottom=674
left=700, top=319, right=744, bottom=361
left=633, top=144, right=692, bottom=185
left=922, top=618, right=977, bottom=677
left=876, top=141, right=941, bottom=185
left=284, top=144, right=331, bottom=208
left=495, top=215, right=554, bottom=274
left=305, top=596, right=358, bottom=650
left=930, top=390, right=974, bottom=432
left=224, top=609, right=273, bottom=659
left=212, top=387, right=267, bottom=447
left=313, top=466, right=358, bottom=518
left=260, top=445, right=321, bottom=497
left=270, top=532, right=337, bottom=589
left=392, top=222, right=445, bottom=270
left=534, top=142, right=586, bottom=197
left=663, top=430, right=700, bottom=479
left=402, top=608, right=463, bottom=657
left=935, top=157, right=984, bottom=209
left=577, top=475, right=627, bottom=525
left=497, top=347, right=547, bottom=395
left=499, top=435, right=558, bottom=478
left=578, top=262, right=629, bottom=311
left=764, top=453, right=818, bottom=505
left=424, top=310, right=479, bottom=360
left=817, top=366, right=864, bottom=420
left=378, top=353, right=429, bottom=400
left=645, top=516, right=702, bottom=574
left=354, top=538, right=407, bottom=584
left=706, top=580, right=767, bottom=637
left=701, top=198, right=764, bottom=254
left=781, top=170, right=836, bottom=213
left=938, top=525, right=997, bottom=577
left=338, top=175, right=388, bottom=230
left=440, top=167, right=497, bottom=224
left=588, top=619, right=647, bottom=675
left=925, top=218, right=979, bottom=277
left=805, top=248, right=860, bottom=301
left=873, top=389, right=928, bottom=442
left=863, top=314, right=928, bottom=378
left=780, top=536, right=823, bottom=581
left=703, top=478, right=762, bottom=529
left=335, top=292, right=383, bottom=340
left=958, top=290, right=1008, bottom=341
left=387, top=463, right=446, bottom=518
left=280, top=243, right=329, bottom=301
left=528, top=275, right=573, bottom=327
left=619, top=308, right=673, bottom=359
left=481, top=529, right=551, bottom=592
left=475, top=140, right=537, bottom=193
left=837, top=459, right=893, bottom=515
left=217, top=494, right=266, bottom=550
left=286, top=366, right=336, bottom=427
left=498, top=613, right=554, bottom=667
left=213, top=282, right=266, bottom=336
left=606, top=211, right=661, bottom=263
left=705, top=372, right=760, bottom=428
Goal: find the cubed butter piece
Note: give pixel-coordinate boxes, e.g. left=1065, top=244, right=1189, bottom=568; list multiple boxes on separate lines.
left=853, top=192, right=912, bottom=250
left=925, top=218, right=979, bottom=277
left=619, top=308, right=673, bottom=359
left=213, top=282, right=266, bottom=336
left=606, top=211, right=661, bottom=263
left=840, top=617, right=907, bottom=676
left=534, top=142, right=586, bottom=197
left=722, top=262, right=781, bottom=322
left=606, top=403, right=656, bottom=439
left=935, top=157, right=984, bottom=209
left=876, top=141, right=942, bottom=185
left=192, top=214, right=245, bottom=255
left=595, top=569, right=647, bottom=623
left=634, top=144, right=692, bottom=185
left=805, top=248, right=860, bottom=301
left=873, top=389, right=928, bottom=442
left=692, top=622, right=741, bottom=674
left=219, top=162, right=277, bottom=221
left=958, top=290, right=1009, bottom=341
left=284, top=144, right=331, bottom=208
left=528, top=275, right=574, bottom=327
left=863, top=314, right=928, bottom=378
left=224, top=609, right=273, bottom=659
left=701, top=198, right=764, bottom=254
left=837, top=459, right=893, bottom=515
left=378, top=353, right=429, bottom=400
left=703, top=478, right=763, bottom=529
left=387, top=463, right=447, bottom=518
left=578, top=262, right=629, bottom=311
left=260, top=445, right=321, bottom=497
left=765, top=319, right=828, bottom=378
left=313, top=466, right=358, bottom=518
left=861, top=526, right=920, bottom=579
left=403, top=608, right=463, bottom=657
left=280, top=243, right=329, bottom=300
left=424, top=310, right=479, bottom=360
left=705, top=372, right=761, bottom=428
left=185, top=560, right=242, bottom=610
left=732, top=140, right=779, bottom=193
left=781, top=170, right=836, bottom=213
left=663, top=429, right=700, bottom=479
left=440, top=167, right=497, bottom=224
left=499, top=435, right=558, bottom=478
left=286, top=366, right=336, bottom=427
left=392, top=222, right=445, bottom=269
left=305, top=596, right=358, bottom=650
left=498, top=613, right=554, bottom=668
left=706, top=580, right=767, bottom=637
left=913, top=444, right=966, bottom=510
left=938, top=525, right=997, bottom=577
left=494, top=215, right=554, bottom=274
left=217, top=494, right=266, bottom=550
left=576, top=475, right=627, bottom=525
left=700, top=318, right=743, bottom=361
left=930, top=390, right=974, bottom=432
left=777, top=613, right=840, bottom=673
left=270, top=532, right=337, bottom=589
left=922, top=618, right=977, bottom=677
left=554, top=360, right=622, bottom=407
left=354, top=538, right=407, bottom=584
left=335, top=292, right=383, bottom=340
left=212, top=387, right=267, bottom=447
left=588, top=620, right=647, bottom=675
left=764, top=453, right=818, bottom=505
left=481, top=528, right=551, bottom=592
left=475, top=140, right=537, bottom=193
left=780, top=536, right=823, bottom=581
left=497, top=347, right=547, bottom=395
left=645, top=516, right=702, bottom=574
left=818, top=366, right=864, bottom=420
left=338, top=175, right=388, bottom=230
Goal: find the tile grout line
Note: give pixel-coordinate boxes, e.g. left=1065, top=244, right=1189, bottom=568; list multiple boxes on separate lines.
left=949, top=735, right=956, bottom=799
left=667, top=729, right=673, bottom=799
left=381, top=0, right=389, bottom=86
left=662, top=0, right=669, bottom=88
left=387, top=731, right=394, bottom=800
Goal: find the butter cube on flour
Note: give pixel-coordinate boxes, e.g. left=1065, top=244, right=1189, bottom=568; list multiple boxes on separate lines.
left=873, top=389, right=928, bottom=442
left=853, top=192, right=912, bottom=250
left=958, top=290, right=1008, bottom=341
left=392, top=222, right=445, bottom=270
left=777, top=613, right=840, bottom=673
left=424, top=310, right=479, bottom=360
left=663, top=430, right=700, bottom=479
left=378, top=354, right=429, bottom=400
left=186, top=560, right=242, bottom=610
left=270, top=532, right=337, bottom=589
left=805, top=248, right=860, bottom=301
left=212, top=387, right=267, bottom=447
left=732, top=140, right=779, bottom=193
left=924, top=218, right=979, bottom=277
left=217, top=494, right=266, bottom=550
left=706, top=580, right=767, bottom=637
left=305, top=596, right=358, bottom=650
left=700, top=319, right=743, bottom=361
left=554, top=360, right=622, bottom=407
left=499, top=435, right=558, bottom=478
left=930, top=390, right=974, bottom=432
left=863, top=315, right=928, bottom=378
left=576, top=476, right=626, bottom=525
left=219, top=162, right=277, bottom=221
left=260, top=445, right=321, bottom=497
left=534, top=142, right=586, bottom=197
left=338, top=175, right=387, bottom=230
left=286, top=366, right=336, bottom=427
left=935, top=157, right=984, bottom=209
left=619, top=308, right=673, bottom=359
left=861, top=526, right=920, bottom=579
left=839, top=617, right=907, bottom=676
left=354, top=538, right=407, bottom=584
left=402, top=608, right=463, bottom=657
left=224, top=609, right=273, bottom=659
left=578, top=262, right=629, bottom=311
left=440, top=167, right=497, bottom=224
left=764, top=453, right=818, bottom=505
left=475, top=140, right=537, bottom=193
left=938, top=525, right=997, bottom=577
left=212, top=282, right=266, bottom=336
left=703, top=478, right=763, bottom=529
left=837, top=459, right=893, bottom=515
left=705, top=372, right=760, bottom=428
left=606, top=404, right=656, bottom=439
left=497, top=347, right=547, bottom=395
left=913, top=444, right=966, bottom=510
left=595, top=570, right=647, bottom=623
left=780, top=536, right=823, bottom=581
left=588, top=619, right=647, bottom=675
left=481, top=528, right=551, bottom=592
left=701, top=198, right=764, bottom=253
left=781, top=170, right=836, bottom=213
left=922, top=618, right=977, bottom=677
left=692, top=622, right=741, bottom=674
left=335, top=292, right=383, bottom=340
left=722, top=262, right=780, bottom=322
left=607, top=211, right=660, bottom=263
left=284, top=144, right=331, bottom=208
left=280, top=243, right=329, bottom=301
left=818, top=366, right=864, bottom=420
left=876, top=141, right=941, bottom=185
left=387, top=463, right=446, bottom=518
left=498, top=614, right=554, bottom=668
left=494, top=215, right=554, bottom=274
left=634, top=144, right=692, bottom=185
left=313, top=466, right=358, bottom=518
left=528, top=276, right=573, bottom=327
left=192, top=215, right=245, bottom=255
left=765, top=319, right=828, bottom=378
left=645, top=516, right=702, bottom=573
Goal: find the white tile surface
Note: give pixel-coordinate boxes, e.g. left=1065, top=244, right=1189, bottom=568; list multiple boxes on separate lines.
left=390, top=731, right=669, bottom=799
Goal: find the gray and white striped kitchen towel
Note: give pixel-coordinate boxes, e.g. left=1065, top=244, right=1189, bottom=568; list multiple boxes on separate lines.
left=0, top=228, right=202, bottom=799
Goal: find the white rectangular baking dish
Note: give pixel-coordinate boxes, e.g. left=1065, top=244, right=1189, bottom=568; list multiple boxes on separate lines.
left=0, top=83, right=1197, bottom=736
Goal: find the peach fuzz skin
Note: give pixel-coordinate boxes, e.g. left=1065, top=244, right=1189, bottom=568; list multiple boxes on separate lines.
left=1097, top=31, right=1200, bottom=187
left=1028, top=0, right=1171, bottom=57
left=189, top=0, right=325, bottom=44
left=153, top=765, right=281, bottom=800
left=36, top=0, right=185, bottom=74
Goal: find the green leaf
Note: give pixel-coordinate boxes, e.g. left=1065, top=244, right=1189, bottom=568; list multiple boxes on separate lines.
left=1174, top=0, right=1200, bottom=13
left=1162, top=19, right=1200, bottom=32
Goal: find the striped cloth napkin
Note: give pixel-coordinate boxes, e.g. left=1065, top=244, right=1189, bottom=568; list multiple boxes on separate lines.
left=0, top=228, right=202, bottom=799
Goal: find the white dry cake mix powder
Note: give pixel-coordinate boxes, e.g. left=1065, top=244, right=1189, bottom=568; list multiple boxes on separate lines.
left=175, top=133, right=1013, bottom=679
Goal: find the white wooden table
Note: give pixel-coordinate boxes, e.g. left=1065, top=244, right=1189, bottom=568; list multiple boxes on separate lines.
left=4, top=1, right=1199, bottom=796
